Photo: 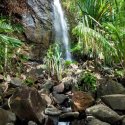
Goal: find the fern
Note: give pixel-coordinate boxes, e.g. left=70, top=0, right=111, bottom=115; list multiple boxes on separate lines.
left=0, top=18, right=22, bottom=73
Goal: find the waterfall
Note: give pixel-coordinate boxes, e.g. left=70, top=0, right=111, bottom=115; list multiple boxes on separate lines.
left=53, top=0, right=72, bottom=61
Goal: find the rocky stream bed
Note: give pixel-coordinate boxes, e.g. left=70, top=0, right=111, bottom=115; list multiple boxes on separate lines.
left=0, top=62, right=125, bottom=125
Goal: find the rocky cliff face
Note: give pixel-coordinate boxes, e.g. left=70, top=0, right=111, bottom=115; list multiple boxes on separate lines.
left=24, top=0, right=53, bottom=61
left=7, top=0, right=53, bottom=61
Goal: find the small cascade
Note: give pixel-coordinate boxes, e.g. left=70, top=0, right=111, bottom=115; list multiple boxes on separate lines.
left=53, top=0, right=72, bottom=60
left=58, top=122, right=70, bottom=125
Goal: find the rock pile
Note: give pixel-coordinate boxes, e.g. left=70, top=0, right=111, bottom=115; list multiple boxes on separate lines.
left=0, top=76, right=125, bottom=125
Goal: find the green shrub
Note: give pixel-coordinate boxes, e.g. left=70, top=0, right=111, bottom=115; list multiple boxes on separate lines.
left=44, top=43, right=63, bottom=81
left=79, top=71, right=97, bottom=92
left=0, top=18, right=22, bottom=73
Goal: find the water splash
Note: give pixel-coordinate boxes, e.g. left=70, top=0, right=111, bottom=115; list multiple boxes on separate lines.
left=53, top=0, right=72, bottom=61
left=58, top=122, right=70, bottom=125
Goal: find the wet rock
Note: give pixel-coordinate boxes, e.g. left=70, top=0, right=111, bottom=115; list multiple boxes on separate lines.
left=45, top=116, right=57, bottom=125
left=97, top=79, right=125, bottom=97
left=59, top=112, right=79, bottom=120
left=6, top=0, right=53, bottom=61
left=64, top=83, right=72, bottom=93
left=40, top=94, right=52, bottom=106
left=71, top=119, right=85, bottom=125
left=0, top=108, right=16, bottom=125
left=45, top=107, right=62, bottom=116
left=10, top=78, right=23, bottom=87
left=101, top=94, right=125, bottom=110
left=86, top=104, right=121, bottom=124
left=28, top=121, right=37, bottom=125
left=122, top=117, right=125, bottom=125
left=10, top=87, right=47, bottom=123
left=53, top=83, right=64, bottom=93
left=6, top=123, right=14, bottom=125
left=87, top=116, right=110, bottom=125
left=72, top=91, right=94, bottom=112
left=25, top=0, right=52, bottom=60
left=41, top=80, right=54, bottom=94
left=53, top=92, right=68, bottom=104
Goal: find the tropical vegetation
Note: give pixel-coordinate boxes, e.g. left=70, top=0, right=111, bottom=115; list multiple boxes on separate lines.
left=63, top=0, right=125, bottom=68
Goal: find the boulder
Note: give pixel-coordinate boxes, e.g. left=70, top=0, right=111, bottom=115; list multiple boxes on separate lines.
left=45, top=107, right=62, bottom=116
left=86, top=104, right=122, bottom=124
left=10, top=78, right=23, bottom=87
left=40, top=94, right=52, bottom=106
left=6, top=123, right=14, bottom=125
left=53, top=83, right=65, bottom=93
left=59, top=112, right=79, bottom=120
left=41, top=79, right=54, bottom=94
left=0, top=108, right=16, bottom=125
left=87, top=116, right=110, bottom=125
left=71, top=119, right=85, bottom=125
left=97, top=79, right=125, bottom=97
left=45, top=116, right=57, bottom=125
left=52, top=92, right=68, bottom=105
left=122, top=117, right=125, bottom=125
left=72, top=91, right=94, bottom=112
left=28, top=121, right=38, bottom=125
left=101, top=94, right=125, bottom=110
left=10, top=87, right=47, bottom=123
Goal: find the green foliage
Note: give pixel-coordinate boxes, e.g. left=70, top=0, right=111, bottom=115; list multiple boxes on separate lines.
left=44, top=44, right=63, bottom=81
left=114, top=69, right=125, bottom=78
left=67, top=0, right=125, bottom=67
left=24, top=77, right=34, bottom=86
left=0, top=18, right=22, bottom=73
left=64, top=60, right=73, bottom=67
left=79, top=71, right=97, bottom=92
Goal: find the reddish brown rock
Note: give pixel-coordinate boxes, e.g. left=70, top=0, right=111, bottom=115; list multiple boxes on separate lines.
left=10, top=87, right=47, bottom=123
left=72, top=91, right=94, bottom=112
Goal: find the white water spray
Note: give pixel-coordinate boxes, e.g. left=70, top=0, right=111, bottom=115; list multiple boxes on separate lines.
left=58, top=122, right=70, bottom=125
left=53, top=0, right=72, bottom=60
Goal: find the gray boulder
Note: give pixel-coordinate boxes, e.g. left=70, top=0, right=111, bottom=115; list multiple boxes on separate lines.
left=59, top=112, right=79, bottom=119
left=53, top=83, right=65, bottom=93
left=86, top=104, right=121, bottom=124
left=28, top=121, right=38, bottom=125
left=122, top=117, right=125, bottom=125
left=87, top=116, right=110, bottom=125
left=52, top=92, right=68, bottom=104
left=97, top=79, right=125, bottom=97
left=0, top=108, right=16, bottom=125
left=101, top=94, right=125, bottom=110
left=10, top=78, right=23, bottom=87
left=6, top=123, right=14, bottom=125
left=71, top=119, right=85, bottom=125
left=45, top=107, right=62, bottom=116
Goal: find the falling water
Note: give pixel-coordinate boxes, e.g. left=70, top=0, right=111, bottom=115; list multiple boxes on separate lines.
left=58, top=122, right=70, bottom=125
left=53, top=0, right=72, bottom=60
